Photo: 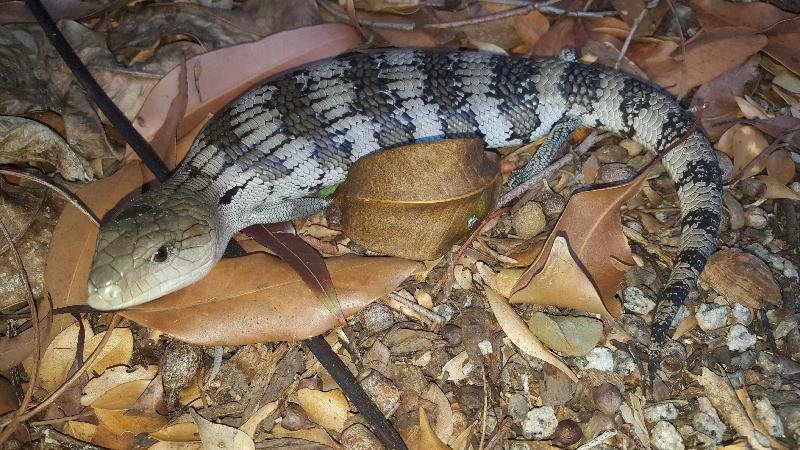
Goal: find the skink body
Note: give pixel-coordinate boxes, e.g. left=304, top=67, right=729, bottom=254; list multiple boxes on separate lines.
left=87, top=49, right=722, bottom=354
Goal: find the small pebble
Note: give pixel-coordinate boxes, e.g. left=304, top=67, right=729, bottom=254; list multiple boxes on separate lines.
left=715, top=151, right=734, bottom=182
left=358, top=302, right=395, bottom=334
left=693, top=397, right=726, bottom=445
left=731, top=303, right=752, bottom=325
left=695, top=303, right=729, bottom=331
left=596, top=163, right=637, bottom=183
left=595, top=144, right=628, bottom=163
left=581, top=347, right=614, bottom=372
left=777, top=403, right=800, bottom=443
left=651, top=421, right=684, bottom=450
left=744, top=207, right=768, bottom=229
left=441, top=324, right=462, bottom=347
left=552, top=419, right=583, bottom=446
left=512, top=201, right=547, bottom=239
left=623, top=286, right=656, bottom=315
left=281, top=402, right=310, bottom=431
left=507, top=393, right=530, bottom=423
left=645, top=403, right=679, bottom=423
left=613, top=349, right=637, bottom=376
left=619, top=139, right=642, bottom=156
left=592, top=383, right=622, bottom=415
left=359, top=370, right=400, bottom=417
left=754, top=397, right=784, bottom=438
left=339, top=423, right=382, bottom=449
left=522, top=406, right=558, bottom=440
left=727, top=324, right=757, bottom=352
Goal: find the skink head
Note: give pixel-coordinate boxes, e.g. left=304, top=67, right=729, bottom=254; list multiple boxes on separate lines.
left=87, top=191, right=220, bottom=310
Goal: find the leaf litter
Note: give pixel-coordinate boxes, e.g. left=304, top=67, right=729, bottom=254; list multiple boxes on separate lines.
left=1, top=0, right=799, bottom=449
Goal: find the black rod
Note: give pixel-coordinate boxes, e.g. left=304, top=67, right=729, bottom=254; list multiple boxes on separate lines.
left=24, top=0, right=170, bottom=182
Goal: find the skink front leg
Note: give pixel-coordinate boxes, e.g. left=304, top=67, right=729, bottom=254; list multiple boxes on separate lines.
left=508, top=115, right=582, bottom=188
left=250, top=197, right=331, bottom=224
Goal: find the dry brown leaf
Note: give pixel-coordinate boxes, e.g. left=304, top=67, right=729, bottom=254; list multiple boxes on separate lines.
left=240, top=401, right=278, bottom=438
left=296, top=388, right=351, bottom=434
left=735, top=389, right=789, bottom=450
left=701, top=248, right=781, bottom=308
left=511, top=165, right=652, bottom=315
left=696, top=368, right=771, bottom=450
left=515, top=10, right=550, bottom=49
left=150, top=421, right=200, bottom=442
left=63, top=421, right=97, bottom=444
left=689, top=0, right=795, bottom=30
left=672, top=314, right=698, bottom=340
left=723, top=191, right=745, bottom=231
left=190, top=408, right=255, bottom=450
left=485, top=287, right=578, bottom=382
left=731, top=125, right=769, bottom=179
left=44, top=162, right=143, bottom=309
left=94, top=407, right=168, bottom=436
left=690, top=57, right=760, bottom=139
left=269, top=425, right=339, bottom=448
left=120, top=254, right=420, bottom=345
left=81, top=365, right=158, bottom=406
left=337, top=139, right=500, bottom=260
left=421, top=383, right=453, bottom=444
left=90, top=378, right=150, bottom=410
left=134, top=24, right=363, bottom=147
left=411, top=407, right=451, bottom=450
left=511, top=236, right=610, bottom=316
left=735, top=96, right=770, bottom=119
left=0, top=376, right=19, bottom=415
left=22, top=319, right=93, bottom=394
left=649, top=28, right=767, bottom=97
left=83, top=328, right=133, bottom=376
left=762, top=18, right=800, bottom=76
left=765, top=150, right=796, bottom=185
left=757, top=175, right=800, bottom=200
left=531, top=18, right=588, bottom=57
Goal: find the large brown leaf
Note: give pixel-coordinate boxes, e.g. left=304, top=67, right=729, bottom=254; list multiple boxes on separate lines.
left=647, top=27, right=767, bottom=97
left=336, top=139, right=501, bottom=260
left=511, top=166, right=655, bottom=316
left=132, top=23, right=363, bottom=153
left=120, top=254, right=421, bottom=345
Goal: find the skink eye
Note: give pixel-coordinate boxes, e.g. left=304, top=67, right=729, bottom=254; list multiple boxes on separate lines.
left=152, top=244, right=173, bottom=263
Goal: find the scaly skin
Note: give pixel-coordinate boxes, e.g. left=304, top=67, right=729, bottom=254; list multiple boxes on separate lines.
left=87, top=50, right=722, bottom=372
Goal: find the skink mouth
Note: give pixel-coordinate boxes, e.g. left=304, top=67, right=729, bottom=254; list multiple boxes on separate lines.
left=87, top=282, right=126, bottom=311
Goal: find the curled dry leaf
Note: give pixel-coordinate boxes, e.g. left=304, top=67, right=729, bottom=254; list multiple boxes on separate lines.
left=150, top=421, right=201, bottom=443
left=44, top=162, right=144, bottom=309
left=134, top=24, right=363, bottom=148
left=700, top=248, right=781, bottom=308
left=757, top=175, right=800, bottom=200
left=120, top=254, right=420, bottom=345
left=515, top=10, right=550, bottom=49
left=512, top=165, right=654, bottom=315
left=511, top=235, right=610, bottom=316
left=94, top=408, right=168, bottom=438
left=83, top=328, right=133, bottom=376
left=81, top=365, right=158, bottom=406
left=766, top=150, right=796, bottom=185
left=690, top=56, right=760, bottom=139
left=485, top=287, right=578, bottom=382
left=696, top=368, right=773, bottom=450
left=410, top=407, right=451, bottom=450
left=22, top=320, right=93, bottom=394
left=90, top=379, right=150, bottom=410
left=336, top=139, right=500, bottom=260
left=296, top=387, right=351, bottom=434
left=0, top=115, right=91, bottom=181
left=190, top=408, right=255, bottom=450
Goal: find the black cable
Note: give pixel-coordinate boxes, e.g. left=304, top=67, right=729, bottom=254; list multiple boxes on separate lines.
left=305, top=336, right=408, bottom=450
left=24, top=0, right=170, bottom=182
left=25, top=2, right=407, bottom=448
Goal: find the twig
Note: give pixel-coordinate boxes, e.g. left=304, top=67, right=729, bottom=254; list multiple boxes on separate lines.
left=318, top=0, right=616, bottom=31
left=479, top=366, right=489, bottom=450
left=779, top=198, right=799, bottom=247
left=0, top=168, right=99, bottom=226
left=499, top=131, right=605, bottom=207
left=577, top=430, right=618, bottom=449
left=614, top=5, right=648, bottom=70
left=304, top=336, right=407, bottom=450
left=483, top=416, right=513, bottom=449
left=24, top=0, right=169, bottom=181
left=0, top=315, right=121, bottom=430
left=0, top=219, right=40, bottom=445
left=385, top=292, right=445, bottom=330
